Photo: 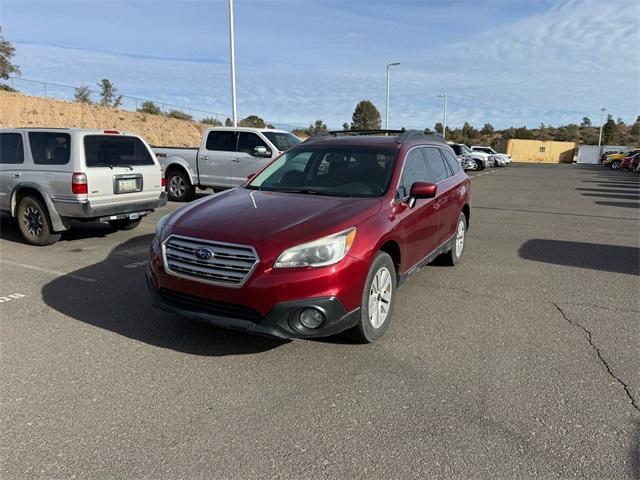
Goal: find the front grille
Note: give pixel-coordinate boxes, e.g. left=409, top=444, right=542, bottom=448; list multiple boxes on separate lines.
left=159, top=288, right=262, bottom=322
left=163, top=235, right=259, bottom=287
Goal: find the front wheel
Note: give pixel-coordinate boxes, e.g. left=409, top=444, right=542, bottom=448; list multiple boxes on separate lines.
left=610, top=160, right=622, bottom=170
left=441, top=213, right=467, bottom=266
left=350, top=252, right=397, bottom=343
left=17, top=195, right=62, bottom=246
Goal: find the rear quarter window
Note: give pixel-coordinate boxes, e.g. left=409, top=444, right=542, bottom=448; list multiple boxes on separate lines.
left=84, top=135, right=155, bottom=167
left=0, top=133, right=25, bottom=164
left=28, top=132, right=71, bottom=165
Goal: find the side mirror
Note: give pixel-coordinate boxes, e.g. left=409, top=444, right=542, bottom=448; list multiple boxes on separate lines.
left=410, top=182, right=437, bottom=199
left=253, top=146, right=271, bottom=157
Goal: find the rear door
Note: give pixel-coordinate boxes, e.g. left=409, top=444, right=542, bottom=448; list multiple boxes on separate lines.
left=226, top=132, right=273, bottom=185
left=394, top=148, right=441, bottom=269
left=0, top=132, right=26, bottom=211
left=197, top=130, right=237, bottom=187
left=423, top=146, right=458, bottom=244
left=81, top=134, right=162, bottom=207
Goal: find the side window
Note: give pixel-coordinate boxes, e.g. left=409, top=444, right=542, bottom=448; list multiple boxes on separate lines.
left=237, top=132, right=271, bottom=156
left=423, top=147, right=449, bottom=182
left=0, top=133, right=25, bottom=164
left=205, top=131, right=237, bottom=152
left=441, top=149, right=461, bottom=175
left=28, top=132, right=71, bottom=165
left=397, top=149, right=429, bottom=199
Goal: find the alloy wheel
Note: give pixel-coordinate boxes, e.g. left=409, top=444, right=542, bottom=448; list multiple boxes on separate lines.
left=368, top=267, right=392, bottom=329
left=169, top=175, right=186, bottom=198
left=23, top=206, right=44, bottom=237
left=455, top=218, right=466, bottom=257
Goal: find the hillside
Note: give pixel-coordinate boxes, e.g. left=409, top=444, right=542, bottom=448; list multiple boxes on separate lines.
left=0, top=91, right=206, bottom=147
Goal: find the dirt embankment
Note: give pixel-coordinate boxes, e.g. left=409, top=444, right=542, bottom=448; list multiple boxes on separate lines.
left=0, top=91, right=206, bottom=147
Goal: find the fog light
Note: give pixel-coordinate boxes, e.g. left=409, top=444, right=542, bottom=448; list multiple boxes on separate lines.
left=299, top=308, right=325, bottom=329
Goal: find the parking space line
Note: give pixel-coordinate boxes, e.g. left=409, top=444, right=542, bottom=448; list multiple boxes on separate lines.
left=0, top=260, right=96, bottom=283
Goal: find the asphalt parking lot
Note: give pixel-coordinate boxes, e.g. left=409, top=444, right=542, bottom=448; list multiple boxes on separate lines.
left=1, top=163, right=639, bottom=479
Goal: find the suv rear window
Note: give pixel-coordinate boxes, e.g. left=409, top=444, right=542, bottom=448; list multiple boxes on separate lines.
left=28, top=132, right=71, bottom=165
left=0, top=133, right=24, bottom=164
left=84, top=135, right=154, bottom=167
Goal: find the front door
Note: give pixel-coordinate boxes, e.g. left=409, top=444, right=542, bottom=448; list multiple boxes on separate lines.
left=394, top=148, right=441, bottom=269
left=226, top=132, right=273, bottom=186
left=197, top=130, right=237, bottom=187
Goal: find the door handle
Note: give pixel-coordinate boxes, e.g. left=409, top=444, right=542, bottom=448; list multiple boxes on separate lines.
left=232, top=158, right=241, bottom=163
left=12, top=173, right=21, bottom=178
left=201, top=155, right=208, bottom=160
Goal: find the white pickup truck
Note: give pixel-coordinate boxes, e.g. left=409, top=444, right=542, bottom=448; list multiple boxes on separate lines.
left=153, top=127, right=301, bottom=201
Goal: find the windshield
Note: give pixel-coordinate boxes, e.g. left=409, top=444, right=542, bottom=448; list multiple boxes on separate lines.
left=263, top=132, right=301, bottom=151
left=461, top=145, right=473, bottom=154
left=247, top=146, right=398, bottom=198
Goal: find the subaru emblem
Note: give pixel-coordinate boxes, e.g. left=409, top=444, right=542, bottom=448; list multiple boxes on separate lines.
left=194, top=248, right=214, bottom=260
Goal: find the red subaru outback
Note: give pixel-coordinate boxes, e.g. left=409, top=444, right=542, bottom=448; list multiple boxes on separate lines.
left=147, top=130, right=470, bottom=342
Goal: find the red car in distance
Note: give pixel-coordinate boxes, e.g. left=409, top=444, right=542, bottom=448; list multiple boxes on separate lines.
left=147, top=130, right=471, bottom=343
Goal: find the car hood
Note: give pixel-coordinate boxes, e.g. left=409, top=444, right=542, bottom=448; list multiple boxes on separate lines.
left=166, top=188, right=382, bottom=246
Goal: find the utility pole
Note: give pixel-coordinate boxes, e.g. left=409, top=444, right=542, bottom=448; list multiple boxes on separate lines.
left=228, top=0, right=238, bottom=127
left=437, top=94, right=447, bottom=139
left=597, top=107, right=606, bottom=157
left=385, top=62, right=400, bottom=129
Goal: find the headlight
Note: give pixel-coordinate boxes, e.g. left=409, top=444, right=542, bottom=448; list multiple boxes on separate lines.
left=154, top=214, right=169, bottom=241
left=274, top=228, right=356, bottom=268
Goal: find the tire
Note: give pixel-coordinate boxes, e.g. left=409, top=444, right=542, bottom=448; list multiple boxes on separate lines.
left=477, top=160, right=485, bottom=171
left=610, top=160, right=622, bottom=170
left=108, top=218, right=142, bottom=231
left=350, top=252, right=397, bottom=343
left=441, top=213, right=467, bottom=266
left=16, top=195, right=62, bottom=246
left=166, top=169, right=195, bottom=202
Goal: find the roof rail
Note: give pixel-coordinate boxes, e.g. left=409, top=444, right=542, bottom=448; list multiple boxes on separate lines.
left=304, top=129, right=445, bottom=145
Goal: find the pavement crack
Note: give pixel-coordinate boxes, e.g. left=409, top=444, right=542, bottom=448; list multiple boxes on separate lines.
left=553, top=303, right=639, bottom=414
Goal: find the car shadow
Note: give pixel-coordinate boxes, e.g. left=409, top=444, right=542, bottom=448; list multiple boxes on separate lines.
left=0, top=215, right=118, bottom=245
left=41, top=234, right=287, bottom=356
left=519, top=239, right=639, bottom=276
left=595, top=201, right=640, bottom=209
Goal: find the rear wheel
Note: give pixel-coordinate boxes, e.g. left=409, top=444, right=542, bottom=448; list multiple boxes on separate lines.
left=441, top=213, right=467, bottom=266
left=166, top=169, right=195, bottom=202
left=17, top=195, right=61, bottom=246
left=350, top=252, right=396, bottom=343
left=108, top=218, right=142, bottom=230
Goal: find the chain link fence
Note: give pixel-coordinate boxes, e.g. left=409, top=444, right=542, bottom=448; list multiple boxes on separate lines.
left=5, top=77, right=306, bottom=132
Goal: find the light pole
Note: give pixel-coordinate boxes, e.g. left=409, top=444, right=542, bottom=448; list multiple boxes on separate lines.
left=437, top=93, right=447, bottom=139
left=385, top=62, right=400, bottom=129
left=228, top=0, right=238, bottom=127
left=597, top=107, right=606, bottom=156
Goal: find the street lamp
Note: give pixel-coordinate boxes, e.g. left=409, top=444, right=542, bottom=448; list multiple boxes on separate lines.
left=597, top=107, right=606, bottom=156
left=437, top=94, right=447, bottom=139
left=228, top=0, right=238, bottom=127
left=385, top=62, right=400, bottom=129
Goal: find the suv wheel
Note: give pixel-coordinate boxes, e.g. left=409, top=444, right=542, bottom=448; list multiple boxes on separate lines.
left=166, top=169, right=195, bottom=202
left=441, top=213, right=467, bottom=266
left=17, top=195, right=62, bottom=246
left=350, top=252, right=396, bottom=343
left=108, top=218, right=142, bottom=230
left=468, top=159, right=479, bottom=171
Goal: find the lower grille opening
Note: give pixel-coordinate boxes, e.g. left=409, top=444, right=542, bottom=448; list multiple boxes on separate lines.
left=159, top=288, right=262, bottom=323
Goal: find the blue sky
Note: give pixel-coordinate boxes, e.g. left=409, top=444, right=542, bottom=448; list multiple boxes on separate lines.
left=1, top=0, right=639, bottom=130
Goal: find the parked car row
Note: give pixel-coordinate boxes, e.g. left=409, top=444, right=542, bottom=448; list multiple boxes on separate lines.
left=603, top=148, right=640, bottom=173
left=448, top=142, right=511, bottom=171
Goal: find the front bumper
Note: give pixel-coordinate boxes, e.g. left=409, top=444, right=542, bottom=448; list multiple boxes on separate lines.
left=146, top=269, right=360, bottom=339
left=54, top=192, right=168, bottom=220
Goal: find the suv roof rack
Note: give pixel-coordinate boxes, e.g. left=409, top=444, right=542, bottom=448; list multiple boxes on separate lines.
left=305, top=129, right=445, bottom=145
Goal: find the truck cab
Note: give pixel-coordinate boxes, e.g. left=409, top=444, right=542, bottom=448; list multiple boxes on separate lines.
left=154, top=127, right=301, bottom=201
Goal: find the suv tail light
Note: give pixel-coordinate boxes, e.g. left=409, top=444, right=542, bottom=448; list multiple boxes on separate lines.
left=72, top=172, right=88, bottom=194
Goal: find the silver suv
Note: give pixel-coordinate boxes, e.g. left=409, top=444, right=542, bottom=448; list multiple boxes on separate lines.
left=0, top=128, right=167, bottom=245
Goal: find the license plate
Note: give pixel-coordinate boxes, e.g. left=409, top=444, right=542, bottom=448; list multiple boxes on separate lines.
left=118, top=179, right=138, bottom=192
